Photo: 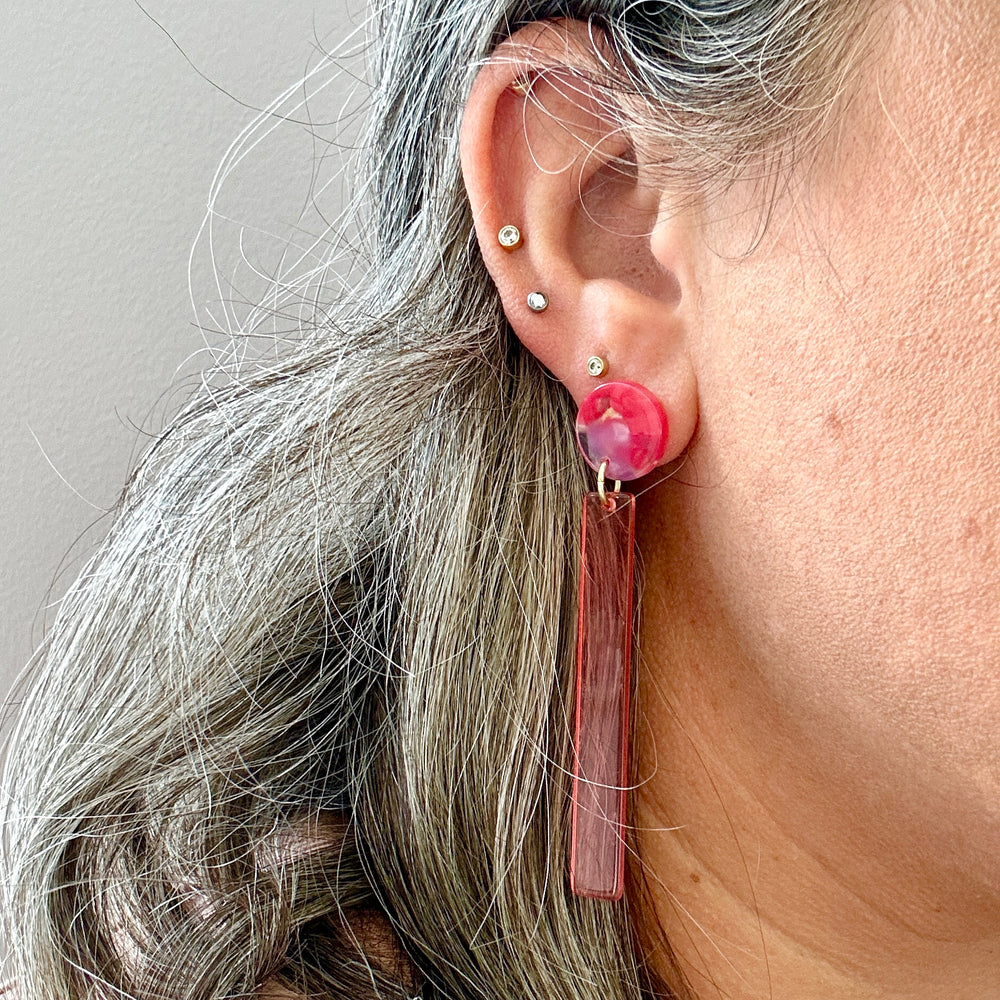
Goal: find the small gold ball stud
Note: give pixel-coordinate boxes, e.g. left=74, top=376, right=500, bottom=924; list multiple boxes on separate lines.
left=510, top=75, right=533, bottom=97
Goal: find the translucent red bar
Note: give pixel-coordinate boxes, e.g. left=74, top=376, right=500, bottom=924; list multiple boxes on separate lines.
left=570, top=491, right=635, bottom=901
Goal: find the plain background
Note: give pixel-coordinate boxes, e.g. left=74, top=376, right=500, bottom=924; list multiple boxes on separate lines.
left=2, top=2, right=360, bottom=713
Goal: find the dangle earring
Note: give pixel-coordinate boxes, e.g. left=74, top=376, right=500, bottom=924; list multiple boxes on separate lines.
left=570, top=380, right=668, bottom=901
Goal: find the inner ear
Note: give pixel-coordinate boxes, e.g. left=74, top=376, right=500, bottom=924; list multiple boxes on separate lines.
left=573, top=145, right=681, bottom=304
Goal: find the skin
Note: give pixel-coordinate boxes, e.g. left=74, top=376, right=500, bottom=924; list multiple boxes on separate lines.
left=463, top=2, right=1000, bottom=997
left=634, top=2, right=1000, bottom=995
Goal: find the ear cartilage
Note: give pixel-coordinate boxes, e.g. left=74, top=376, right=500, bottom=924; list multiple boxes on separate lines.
left=587, top=355, right=608, bottom=378
left=526, top=291, right=549, bottom=313
left=498, top=225, right=523, bottom=251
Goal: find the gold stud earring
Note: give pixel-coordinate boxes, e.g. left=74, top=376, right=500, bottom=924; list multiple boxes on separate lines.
left=498, top=225, right=523, bottom=251
left=587, top=356, right=608, bottom=378
left=510, top=74, right=533, bottom=97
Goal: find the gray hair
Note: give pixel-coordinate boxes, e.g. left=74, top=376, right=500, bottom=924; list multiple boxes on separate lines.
left=3, top=2, right=875, bottom=997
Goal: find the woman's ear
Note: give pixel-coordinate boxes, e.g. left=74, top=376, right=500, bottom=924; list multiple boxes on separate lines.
left=460, top=20, right=699, bottom=465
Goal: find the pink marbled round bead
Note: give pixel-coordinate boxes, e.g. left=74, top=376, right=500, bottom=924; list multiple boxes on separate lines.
left=575, top=381, right=669, bottom=482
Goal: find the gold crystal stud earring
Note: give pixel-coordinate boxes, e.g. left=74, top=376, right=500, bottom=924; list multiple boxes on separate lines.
left=498, top=225, right=523, bottom=251
left=587, top=355, right=608, bottom=378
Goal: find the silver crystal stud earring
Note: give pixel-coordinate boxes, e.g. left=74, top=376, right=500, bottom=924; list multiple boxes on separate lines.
left=526, top=291, right=548, bottom=312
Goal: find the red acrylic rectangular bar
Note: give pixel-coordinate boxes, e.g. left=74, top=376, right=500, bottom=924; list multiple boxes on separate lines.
left=570, top=490, right=635, bottom=901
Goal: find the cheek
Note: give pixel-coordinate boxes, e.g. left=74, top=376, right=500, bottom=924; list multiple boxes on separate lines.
left=696, top=265, right=1000, bottom=697
left=690, top=40, right=1000, bottom=794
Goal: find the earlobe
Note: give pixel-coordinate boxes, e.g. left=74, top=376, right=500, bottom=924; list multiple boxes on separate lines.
left=460, top=20, right=700, bottom=467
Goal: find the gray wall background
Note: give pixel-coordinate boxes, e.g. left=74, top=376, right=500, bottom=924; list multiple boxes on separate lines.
left=2, top=2, right=358, bottom=711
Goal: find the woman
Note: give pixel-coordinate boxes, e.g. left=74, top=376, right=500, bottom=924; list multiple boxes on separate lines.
left=4, top=0, right=999, bottom=997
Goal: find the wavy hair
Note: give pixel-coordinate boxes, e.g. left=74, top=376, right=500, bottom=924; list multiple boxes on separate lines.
left=3, top=2, right=874, bottom=997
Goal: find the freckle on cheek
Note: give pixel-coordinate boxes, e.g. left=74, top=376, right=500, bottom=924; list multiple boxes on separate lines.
left=823, top=412, right=845, bottom=439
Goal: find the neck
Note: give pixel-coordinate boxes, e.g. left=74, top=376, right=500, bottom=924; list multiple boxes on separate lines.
left=632, top=491, right=1000, bottom=1000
